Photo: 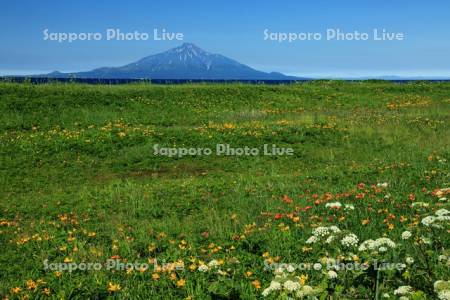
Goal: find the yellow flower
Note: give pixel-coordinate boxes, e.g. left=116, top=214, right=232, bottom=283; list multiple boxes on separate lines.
left=302, top=246, right=312, bottom=253
left=152, top=273, right=160, bottom=280
left=26, top=279, right=37, bottom=291
left=252, top=280, right=261, bottom=289
left=10, top=287, right=21, bottom=294
left=362, top=219, right=370, bottom=225
left=107, top=282, right=121, bottom=293
left=387, top=223, right=394, bottom=230
left=223, top=123, right=235, bottom=129
left=42, top=287, right=51, bottom=295
left=176, top=279, right=186, bottom=288
left=299, top=274, right=308, bottom=285
left=245, top=271, right=253, bottom=277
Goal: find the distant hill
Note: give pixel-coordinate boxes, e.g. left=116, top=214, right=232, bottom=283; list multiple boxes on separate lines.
left=41, top=43, right=303, bottom=80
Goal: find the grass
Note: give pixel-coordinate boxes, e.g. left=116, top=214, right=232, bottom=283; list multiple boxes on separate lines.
left=0, top=81, right=449, bottom=299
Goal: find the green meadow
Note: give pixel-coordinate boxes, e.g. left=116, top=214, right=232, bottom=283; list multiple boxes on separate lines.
left=0, top=81, right=449, bottom=299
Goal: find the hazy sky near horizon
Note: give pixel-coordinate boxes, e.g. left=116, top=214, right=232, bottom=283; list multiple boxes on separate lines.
left=1, top=0, right=450, bottom=77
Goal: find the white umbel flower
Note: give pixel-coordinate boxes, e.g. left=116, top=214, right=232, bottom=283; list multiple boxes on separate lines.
left=306, top=235, right=318, bottom=244
left=283, top=280, right=301, bottom=292
left=341, top=234, right=359, bottom=247
left=325, top=202, right=342, bottom=209
left=405, top=257, right=414, bottom=264
left=435, top=209, right=450, bottom=216
left=197, top=265, right=209, bottom=272
left=394, top=286, right=413, bottom=295
left=401, top=231, right=412, bottom=240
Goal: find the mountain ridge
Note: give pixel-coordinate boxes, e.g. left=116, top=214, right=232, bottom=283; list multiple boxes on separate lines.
left=42, top=43, right=302, bottom=80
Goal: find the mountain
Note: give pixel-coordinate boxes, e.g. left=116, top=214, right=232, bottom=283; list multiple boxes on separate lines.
left=43, top=43, right=301, bottom=80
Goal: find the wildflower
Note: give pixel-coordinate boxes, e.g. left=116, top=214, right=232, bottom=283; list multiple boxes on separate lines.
left=438, top=255, right=448, bottom=261
left=208, top=259, right=220, bottom=267
left=327, top=270, right=338, bottom=279
left=10, top=287, right=21, bottom=294
left=325, top=202, right=342, bottom=209
left=341, top=234, right=359, bottom=247
left=262, top=281, right=281, bottom=297
left=296, top=285, right=316, bottom=298
left=306, top=235, right=318, bottom=244
left=344, top=204, right=355, bottom=210
left=274, top=213, right=283, bottom=220
left=406, top=257, right=414, bottom=264
left=26, top=279, right=37, bottom=291
left=197, top=265, right=209, bottom=272
left=107, top=282, right=121, bottom=293
left=325, top=235, right=335, bottom=243
left=422, top=216, right=436, bottom=226
left=436, top=209, right=450, bottom=216
left=438, top=290, right=450, bottom=300
left=401, top=231, right=412, bottom=240
left=359, top=238, right=395, bottom=252
left=283, top=280, right=301, bottom=292
left=252, top=280, right=261, bottom=289
left=152, top=273, right=160, bottom=280
left=394, top=286, right=412, bottom=295
left=434, top=280, right=450, bottom=292
left=176, top=279, right=186, bottom=288
left=299, top=274, right=308, bottom=285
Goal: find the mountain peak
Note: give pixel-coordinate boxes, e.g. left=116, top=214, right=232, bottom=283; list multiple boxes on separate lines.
left=169, top=42, right=209, bottom=58
left=43, top=43, right=300, bottom=80
left=180, top=42, right=199, bottom=48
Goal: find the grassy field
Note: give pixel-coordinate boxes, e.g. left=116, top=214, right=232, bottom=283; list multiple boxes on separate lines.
left=0, top=81, right=449, bottom=299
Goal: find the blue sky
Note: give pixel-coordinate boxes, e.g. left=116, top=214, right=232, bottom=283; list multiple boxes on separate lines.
left=1, top=0, right=450, bottom=77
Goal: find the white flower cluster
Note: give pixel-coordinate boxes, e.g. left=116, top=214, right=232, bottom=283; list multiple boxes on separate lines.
left=306, top=226, right=341, bottom=244
left=341, top=234, right=359, bottom=248
left=261, top=269, right=322, bottom=298
left=411, top=202, right=430, bottom=208
left=324, top=202, right=353, bottom=210
left=358, top=238, right=396, bottom=252
left=262, top=280, right=320, bottom=298
left=438, top=255, right=450, bottom=266
left=344, top=204, right=355, bottom=210
left=435, top=280, right=450, bottom=300
left=325, top=202, right=342, bottom=209
left=394, top=285, right=413, bottom=296
left=197, top=259, right=221, bottom=272
left=401, top=231, right=412, bottom=240
left=262, top=280, right=281, bottom=296
left=421, top=209, right=450, bottom=228
left=377, top=182, right=389, bottom=188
